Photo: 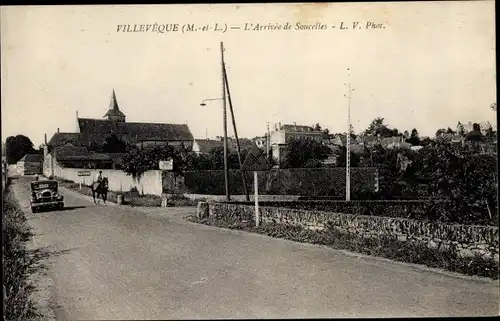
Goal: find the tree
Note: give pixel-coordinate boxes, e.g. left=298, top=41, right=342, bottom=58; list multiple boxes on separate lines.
left=121, top=145, right=185, bottom=179
left=282, top=138, right=330, bottom=168
left=435, top=128, right=447, bottom=137
left=466, top=123, right=484, bottom=142
left=349, top=124, right=357, bottom=139
left=5, top=135, right=37, bottom=164
left=313, top=123, right=322, bottom=131
left=364, top=117, right=392, bottom=138
left=456, top=122, right=465, bottom=136
left=490, top=102, right=497, bottom=111
left=406, top=128, right=421, bottom=146
left=321, top=128, right=332, bottom=140
left=334, top=146, right=361, bottom=167
left=446, top=127, right=455, bottom=134
left=102, top=134, right=129, bottom=153
left=414, top=144, right=497, bottom=224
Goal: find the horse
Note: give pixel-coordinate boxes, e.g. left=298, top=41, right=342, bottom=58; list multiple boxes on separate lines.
left=90, top=177, right=109, bottom=204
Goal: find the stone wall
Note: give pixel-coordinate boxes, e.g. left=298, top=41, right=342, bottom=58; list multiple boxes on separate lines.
left=204, top=202, right=499, bottom=262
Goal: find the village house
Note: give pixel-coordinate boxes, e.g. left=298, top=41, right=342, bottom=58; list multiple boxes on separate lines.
left=192, top=137, right=256, bottom=155
left=269, top=122, right=324, bottom=166
left=16, top=153, right=43, bottom=175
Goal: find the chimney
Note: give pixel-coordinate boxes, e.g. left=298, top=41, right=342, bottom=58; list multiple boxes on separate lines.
left=44, top=133, right=47, bottom=144
left=57, top=128, right=60, bottom=133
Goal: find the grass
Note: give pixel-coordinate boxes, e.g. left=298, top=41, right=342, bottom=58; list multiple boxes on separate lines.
left=2, top=179, right=43, bottom=321
left=55, top=178, right=197, bottom=207
left=189, top=216, right=499, bottom=280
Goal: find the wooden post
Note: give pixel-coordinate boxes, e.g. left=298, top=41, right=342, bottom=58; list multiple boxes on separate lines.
left=254, top=171, right=259, bottom=227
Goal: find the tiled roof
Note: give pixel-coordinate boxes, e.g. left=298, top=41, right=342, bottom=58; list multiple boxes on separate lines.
left=19, top=154, right=43, bottom=163
left=48, top=133, right=86, bottom=148
left=54, top=146, right=90, bottom=159
left=195, top=139, right=224, bottom=153
left=195, top=138, right=256, bottom=154
left=77, top=118, right=193, bottom=143
left=280, top=124, right=316, bottom=132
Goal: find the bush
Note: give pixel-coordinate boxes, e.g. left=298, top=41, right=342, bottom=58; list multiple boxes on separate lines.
left=2, top=186, right=41, bottom=320
left=193, top=217, right=499, bottom=279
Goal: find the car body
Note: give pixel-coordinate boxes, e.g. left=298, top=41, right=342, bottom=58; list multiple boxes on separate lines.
left=30, top=180, right=64, bottom=212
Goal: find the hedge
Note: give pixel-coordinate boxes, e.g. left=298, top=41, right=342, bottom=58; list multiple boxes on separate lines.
left=183, top=167, right=377, bottom=196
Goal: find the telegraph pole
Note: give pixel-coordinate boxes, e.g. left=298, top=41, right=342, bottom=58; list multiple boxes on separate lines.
left=223, top=58, right=250, bottom=201
left=221, top=41, right=230, bottom=201
left=266, top=122, right=270, bottom=159
left=345, top=68, right=353, bottom=201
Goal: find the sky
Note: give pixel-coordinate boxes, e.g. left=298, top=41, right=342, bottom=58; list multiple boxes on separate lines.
left=1, top=2, right=496, bottom=147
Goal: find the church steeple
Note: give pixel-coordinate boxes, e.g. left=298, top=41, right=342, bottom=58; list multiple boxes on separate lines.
left=103, top=89, right=126, bottom=122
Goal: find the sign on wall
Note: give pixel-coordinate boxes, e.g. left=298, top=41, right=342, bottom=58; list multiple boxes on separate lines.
left=159, top=158, right=173, bottom=171
left=77, top=170, right=91, bottom=177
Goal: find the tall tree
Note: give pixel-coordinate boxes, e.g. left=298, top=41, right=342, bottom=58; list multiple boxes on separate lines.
left=282, top=138, right=330, bottom=168
left=466, top=123, right=484, bottom=142
left=456, top=122, right=465, bottom=136
left=407, top=128, right=421, bottom=146
left=5, top=135, right=37, bottom=164
left=435, top=128, right=447, bottom=137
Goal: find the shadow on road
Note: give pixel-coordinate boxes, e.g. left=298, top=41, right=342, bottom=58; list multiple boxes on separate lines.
left=58, top=206, right=86, bottom=211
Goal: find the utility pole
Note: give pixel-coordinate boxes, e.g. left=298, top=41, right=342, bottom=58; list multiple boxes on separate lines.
left=223, top=58, right=250, bottom=201
left=345, top=69, right=353, bottom=202
left=221, top=42, right=230, bottom=201
left=266, top=122, right=270, bottom=160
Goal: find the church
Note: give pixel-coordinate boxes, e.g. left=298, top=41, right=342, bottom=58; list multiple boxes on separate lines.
left=47, top=89, right=194, bottom=151
left=43, top=89, right=194, bottom=172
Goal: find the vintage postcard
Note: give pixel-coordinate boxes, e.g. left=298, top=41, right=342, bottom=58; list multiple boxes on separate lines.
left=1, top=2, right=498, bottom=320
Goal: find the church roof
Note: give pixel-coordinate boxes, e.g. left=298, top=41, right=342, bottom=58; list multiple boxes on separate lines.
left=77, top=118, right=194, bottom=143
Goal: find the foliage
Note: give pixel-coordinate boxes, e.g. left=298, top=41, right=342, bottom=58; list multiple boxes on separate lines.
left=121, top=145, right=185, bottom=178
left=5, top=135, right=37, bottom=164
left=183, top=167, right=377, bottom=196
left=333, top=146, right=362, bottom=167
left=406, top=128, right=421, bottom=146
left=412, top=143, right=497, bottom=225
left=466, top=123, right=484, bottom=142
left=363, top=117, right=399, bottom=138
left=102, top=134, right=130, bottom=153
left=194, top=218, right=499, bottom=279
left=3, top=186, right=41, bottom=320
left=282, top=138, right=330, bottom=168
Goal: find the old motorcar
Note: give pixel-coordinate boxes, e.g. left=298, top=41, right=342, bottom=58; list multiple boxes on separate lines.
left=30, top=180, right=64, bottom=212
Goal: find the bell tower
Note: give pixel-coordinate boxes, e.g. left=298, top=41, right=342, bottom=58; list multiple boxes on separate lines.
left=103, top=89, right=126, bottom=122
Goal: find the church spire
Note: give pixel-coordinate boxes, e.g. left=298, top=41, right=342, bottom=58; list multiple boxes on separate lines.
left=109, top=88, right=119, bottom=111
left=103, top=89, right=126, bottom=122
